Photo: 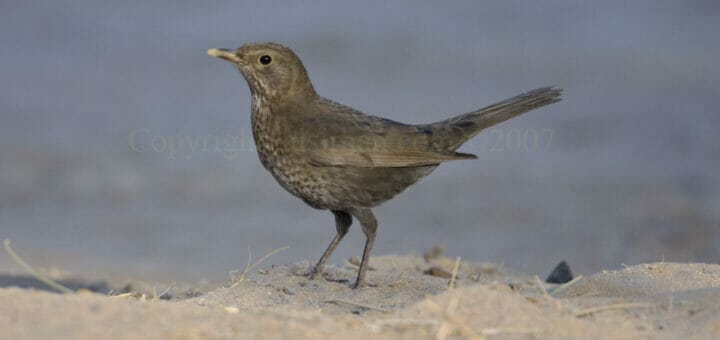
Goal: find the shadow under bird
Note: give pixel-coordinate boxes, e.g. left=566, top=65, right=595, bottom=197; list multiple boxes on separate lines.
left=208, top=42, right=562, bottom=288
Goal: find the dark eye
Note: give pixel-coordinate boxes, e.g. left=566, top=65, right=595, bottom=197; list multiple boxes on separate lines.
left=259, top=55, right=272, bottom=65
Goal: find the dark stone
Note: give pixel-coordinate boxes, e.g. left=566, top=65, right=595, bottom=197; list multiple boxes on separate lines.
left=545, top=260, right=574, bottom=284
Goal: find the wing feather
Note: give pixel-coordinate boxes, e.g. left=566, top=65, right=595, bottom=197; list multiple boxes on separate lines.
left=297, top=111, right=476, bottom=168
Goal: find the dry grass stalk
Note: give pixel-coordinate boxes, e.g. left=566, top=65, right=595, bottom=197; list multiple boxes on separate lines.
left=574, top=302, right=654, bottom=317
left=230, top=245, right=290, bottom=287
left=3, top=239, right=73, bottom=294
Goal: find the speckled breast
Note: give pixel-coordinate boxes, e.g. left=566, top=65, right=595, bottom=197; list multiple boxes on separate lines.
left=250, top=96, right=438, bottom=210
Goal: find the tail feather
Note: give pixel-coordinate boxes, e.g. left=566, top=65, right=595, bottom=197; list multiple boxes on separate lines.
left=424, top=86, right=562, bottom=150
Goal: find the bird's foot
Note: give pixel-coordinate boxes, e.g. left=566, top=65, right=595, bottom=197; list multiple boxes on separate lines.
left=351, top=279, right=365, bottom=289
left=307, top=266, right=355, bottom=285
left=307, top=266, right=324, bottom=280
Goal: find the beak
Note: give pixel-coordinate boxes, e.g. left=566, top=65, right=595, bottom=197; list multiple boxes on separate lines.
left=207, top=48, right=242, bottom=64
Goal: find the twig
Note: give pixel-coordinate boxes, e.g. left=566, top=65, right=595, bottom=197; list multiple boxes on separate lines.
left=230, top=246, right=290, bottom=287
left=325, top=298, right=390, bottom=313
left=346, top=257, right=375, bottom=271
left=534, top=275, right=550, bottom=299
left=242, top=245, right=253, bottom=277
left=427, top=294, right=482, bottom=339
left=440, top=306, right=481, bottom=338
left=435, top=320, right=451, bottom=340
left=574, top=302, right=654, bottom=317
left=534, top=275, right=563, bottom=310
left=449, top=256, right=461, bottom=288
left=3, top=239, right=73, bottom=294
left=110, top=292, right=139, bottom=299
left=229, top=246, right=253, bottom=281
left=549, top=275, right=583, bottom=296
left=153, top=285, right=173, bottom=301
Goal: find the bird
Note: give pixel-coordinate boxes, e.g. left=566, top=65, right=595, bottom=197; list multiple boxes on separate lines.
left=207, top=42, right=561, bottom=288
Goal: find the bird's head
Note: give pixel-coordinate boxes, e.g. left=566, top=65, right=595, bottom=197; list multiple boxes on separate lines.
left=208, top=42, right=316, bottom=101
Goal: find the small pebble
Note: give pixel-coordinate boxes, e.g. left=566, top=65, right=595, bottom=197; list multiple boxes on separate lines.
left=423, top=266, right=453, bottom=279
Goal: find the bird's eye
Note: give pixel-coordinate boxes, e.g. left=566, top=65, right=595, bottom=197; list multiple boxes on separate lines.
left=259, top=55, right=272, bottom=65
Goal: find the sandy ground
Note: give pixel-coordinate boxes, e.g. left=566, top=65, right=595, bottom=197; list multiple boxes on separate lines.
left=1, top=255, right=719, bottom=339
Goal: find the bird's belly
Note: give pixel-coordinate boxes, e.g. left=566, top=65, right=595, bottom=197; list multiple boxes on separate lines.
left=259, top=149, right=437, bottom=209
left=256, top=149, right=312, bottom=202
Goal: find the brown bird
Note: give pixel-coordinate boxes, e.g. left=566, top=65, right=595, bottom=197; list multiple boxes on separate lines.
left=208, top=42, right=561, bottom=288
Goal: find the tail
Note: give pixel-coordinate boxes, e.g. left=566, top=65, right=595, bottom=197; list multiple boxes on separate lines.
left=424, top=86, right=562, bottom=150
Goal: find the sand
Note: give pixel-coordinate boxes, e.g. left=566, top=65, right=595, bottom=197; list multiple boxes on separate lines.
left=1, top=255, right=719, bottom=339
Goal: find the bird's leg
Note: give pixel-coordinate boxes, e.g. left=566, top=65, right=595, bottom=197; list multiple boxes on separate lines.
left=349, top=208, right=377, bottom=289
left=310, top=210, right=352, bottom=278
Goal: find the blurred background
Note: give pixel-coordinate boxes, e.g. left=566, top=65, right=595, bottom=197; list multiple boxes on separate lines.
left=1, top=0, right=718, bottom=285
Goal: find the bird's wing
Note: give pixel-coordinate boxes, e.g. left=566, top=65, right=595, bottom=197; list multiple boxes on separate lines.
left=308, top=148, right=476, bottom=168
left=296, top=111, right=476, bottom=168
